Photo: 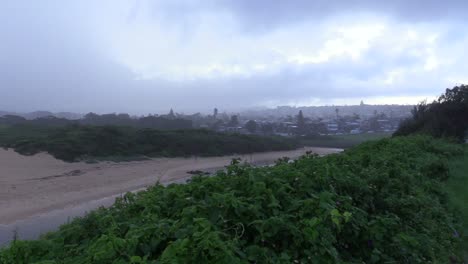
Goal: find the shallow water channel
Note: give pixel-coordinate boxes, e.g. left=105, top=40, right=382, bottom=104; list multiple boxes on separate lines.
left=0, top=176, right=193, bottom=247
left=0, top=192, right=125, bottom=246
left=0, top=164, right=241, bottom=247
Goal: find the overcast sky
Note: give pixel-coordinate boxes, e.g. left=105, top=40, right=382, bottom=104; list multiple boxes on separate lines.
left=1, top=0, right=467, bottom=114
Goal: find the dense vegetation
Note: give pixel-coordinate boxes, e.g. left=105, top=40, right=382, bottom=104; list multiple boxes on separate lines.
left=0, top=125, right=299, bottom=162
left=394, top=85, right=468, bottom=141
left=299, top=132, right=391, bottom=149
left=1, top=136, right=464, bottom=263
left=445, top=146, right=468, bottom=259
left=0, top=112, right=192, bottom=130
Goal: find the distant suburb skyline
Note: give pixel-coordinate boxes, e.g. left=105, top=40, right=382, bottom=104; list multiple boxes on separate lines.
left=1, top=1, right=467, bottom=114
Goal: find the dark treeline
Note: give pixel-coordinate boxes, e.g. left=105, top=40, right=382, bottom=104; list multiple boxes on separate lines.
left=394, top=85, right=468, bottom=141
left=0, top=112, right=192, bottom=130
left=0, top=125, right=299, bottom=162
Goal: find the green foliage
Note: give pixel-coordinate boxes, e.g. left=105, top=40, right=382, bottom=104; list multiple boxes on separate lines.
left=0, top=136, right=464, bottom=263
left=228, top=115, right=239, bottom=127
left=445, top=146, right=468, bottom=260
left=0, top=125, right=298, bottom=162
left=296, top=110, right=306, bottom=135
left=0, top=112, right=193, bottom=130
left=299, top=132, right=392, bottom=149
left=244, top=120, right=258, bottom=133
left=394, top=85, right=468, bottom=141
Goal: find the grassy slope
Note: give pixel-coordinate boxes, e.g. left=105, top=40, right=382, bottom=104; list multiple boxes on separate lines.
left=445, top=145, right=468, bottom=259
left=300, top=132, right=392, bottom=149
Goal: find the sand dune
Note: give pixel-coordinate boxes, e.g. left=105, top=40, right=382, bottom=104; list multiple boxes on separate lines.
left=0, top=147, right=342, bottom=224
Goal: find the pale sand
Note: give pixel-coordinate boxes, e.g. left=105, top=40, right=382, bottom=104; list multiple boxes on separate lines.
left=0, top=147, right=342, bottom=224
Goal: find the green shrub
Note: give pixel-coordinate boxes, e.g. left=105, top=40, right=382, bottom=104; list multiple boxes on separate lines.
left=0, top=136, right=464, bottom=263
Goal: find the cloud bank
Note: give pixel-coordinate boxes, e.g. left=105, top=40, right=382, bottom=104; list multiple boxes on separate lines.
left=1, top=0, right=467, bottom=113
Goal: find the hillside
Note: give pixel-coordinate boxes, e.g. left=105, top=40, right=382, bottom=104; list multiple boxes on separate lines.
left=394, top=85, right=468, bottom=141
left=0, top=136, right=464, bottom=263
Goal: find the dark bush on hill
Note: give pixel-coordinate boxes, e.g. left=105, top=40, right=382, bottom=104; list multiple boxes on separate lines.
left=394, top=85, right=468, bottom=141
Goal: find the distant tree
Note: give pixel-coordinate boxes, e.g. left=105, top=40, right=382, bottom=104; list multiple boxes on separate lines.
left=228, top=115, right=239, bottom=127
left=0, top=115, right=27, bottom=125
left=335, top=108, right=339, bottom=118
left=245, top=120, right=258, bottom=133
left=297, top=110, right=306, bottom=134
left=219, top=112, right=230, bottom=123
left=261, top=123, right=274, bottom=135
left=84, top=112, right=99, bottom=120
left=211, top=119, right=224, bottom=130
left=80, top=112, right=192, bottom=129
left=168, top=109, right=175, bottom=119
left=369, top=117, right=380, bottom=132
left=117, top=113, right=131, bottom=120
left=310, top=122, right=327, bottom=135
left=30, top=116, right=74, bottom=127
left=352, top=113, right=360, bottom=121
left=213, top=108, right=218, bottom=119
left=360, top=100, right=365, bottom=106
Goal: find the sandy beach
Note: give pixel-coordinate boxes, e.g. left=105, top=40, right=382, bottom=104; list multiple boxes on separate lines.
left=0, top=147, right=342, bottom=224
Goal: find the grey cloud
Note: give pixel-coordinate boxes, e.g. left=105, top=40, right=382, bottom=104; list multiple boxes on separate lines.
left=146, top=0, right=468, bottom=32
left=221, top=0, right=468, bottom=25
left=0, top=1, right=464, bottom=114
